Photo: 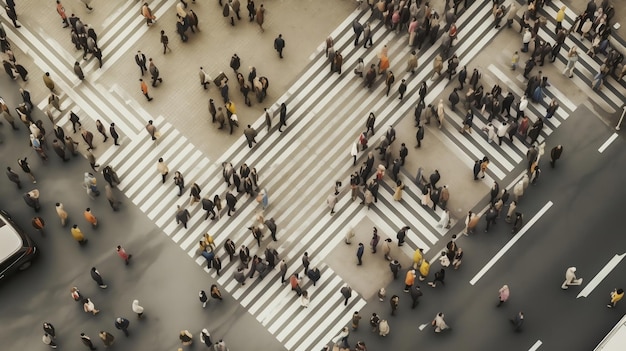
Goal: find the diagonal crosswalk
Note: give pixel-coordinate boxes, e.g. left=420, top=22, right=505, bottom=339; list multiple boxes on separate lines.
left=528, top=0, right=625, bottom=114
left=2, top=0, right=614, bottom=349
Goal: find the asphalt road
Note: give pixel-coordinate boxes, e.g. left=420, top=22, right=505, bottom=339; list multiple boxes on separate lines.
left=0, top=75, right=284, bottom=350
left=324, top=104, right=626, bottom=351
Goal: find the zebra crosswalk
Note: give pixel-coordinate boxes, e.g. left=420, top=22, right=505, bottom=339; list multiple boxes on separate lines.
left=528, top=0, right=626, bottom=113
left=2, top=0, right=613, bottom=349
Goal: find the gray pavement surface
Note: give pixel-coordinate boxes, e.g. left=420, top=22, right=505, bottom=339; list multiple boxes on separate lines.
left=0, top=0, right=625, bottom=350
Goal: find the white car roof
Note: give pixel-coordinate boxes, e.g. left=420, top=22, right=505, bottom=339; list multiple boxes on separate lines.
left=0, top=214, right=22, bottom=262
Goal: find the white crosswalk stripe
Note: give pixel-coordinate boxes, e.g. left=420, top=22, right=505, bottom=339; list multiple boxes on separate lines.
left=1, top=0, right=599, bottom=348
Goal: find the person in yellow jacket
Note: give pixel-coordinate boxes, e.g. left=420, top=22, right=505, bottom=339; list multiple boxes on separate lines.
left=607, top=288, right=624, bottom=308
left=555, top=6, right=566, bottom=32
left=419, top=259, right=430, bottom=281
left=412, top=248, right=423, bottom=269
left=71, top=224, right=88, bottom=245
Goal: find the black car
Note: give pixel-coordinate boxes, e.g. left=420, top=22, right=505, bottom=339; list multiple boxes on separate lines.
left=0, top=210, right=37, bottom=280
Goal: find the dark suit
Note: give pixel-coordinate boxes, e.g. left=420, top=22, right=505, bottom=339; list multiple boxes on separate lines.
left=135, top=53, right=147, bottom=75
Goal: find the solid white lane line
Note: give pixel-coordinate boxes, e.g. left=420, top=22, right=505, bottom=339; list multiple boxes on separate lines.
left=577, top=253, right=626, bottom=299
left=598, top=133, right=618, bottom=153
left=528, top=340, right=543, bottom=351
left=470, top=201, right=553, bottom=285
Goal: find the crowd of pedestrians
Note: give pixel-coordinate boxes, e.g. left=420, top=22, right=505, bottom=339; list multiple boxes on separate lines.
left=1, top=0, right=624, bottom=350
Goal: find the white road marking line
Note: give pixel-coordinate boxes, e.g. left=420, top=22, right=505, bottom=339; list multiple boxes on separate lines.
left=470, top=201, right=553, bottom=285
left=598, top=133, right=618, bottom=153
left=529, top=340, right=543, bottom=351
left=577, top=253, right=626, bottom=299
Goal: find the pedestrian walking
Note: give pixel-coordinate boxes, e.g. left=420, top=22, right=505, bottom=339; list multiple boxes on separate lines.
left=404, top=269, right=416, bottom=292
left=179, top=330, right=193, bottom=346
left=23, top=189, right=41, bottom=212
left=141, top=2, right=156, bottom=26
left=42, top=333, right=57, bottom=349
left=134, top=50, right=147, bottom=75
left=70, top=224, right=88, bottom=245
left=199, top=328, right=213, bottom=347
left=199, top=290, right=208, bottom=308
left=116, top=245, right=132, bottom=265
left=255, top=4, right=264, bottom=31
left=396, top=226, right=409, bottom=246
left=334, top=327, right=350, bottom=349
left=210, top=284, right=222, bottom=301
left=341, top=284, right=352, bottom=306
left=390, top=295, right=399, bottom=315
left=114, top=317, right=130, bottom=336
left=83, top=298, right=100, bottom=315
left=428, top=268, right=445, bottom=287
left=498, top=284, right=510, bottom=306
left=381, top=238, right=392, bottom=260
left=42, top=322, right=56, bottom=340
left=608, top=288, right=624, bottom=308
left=73, top=61, right=84, bottom=80
left=278, top=102, right=287, bottom=132
left=390, top=259, right=401, bottom=279
left=80, top=333, right=97, bottom=350
left=90, top=267, right=107, bottom=288
left=6, top=166, right=22, bottom=189
left=562, top=47, right=578, bottom=78
left=432, top=313, right=449, bottom=333
left=148, top=58, right=162, bottom=87
left=94, top=120, right=108, bottom=143
left=368, top=313, right=380, bottom=333
left=385, top=71, right=395, bottom=96
left=105, top=184, right=120, bottom=211
left=274, top=34, right=285, bottom=59
left=351, top=311, right=362, bottom=330
left=131, top=299, right=144, bottom=318
left=398, top=79, right=407, bottom=100
left=17, top=157, right=37, bottom=184
left=156, top=157, right=168, bottom=184
left=140, top=79, right=153, bottom=101
left=99, top=331, right=114, bottom=347
left=356, top=243, right=364, bottom=265
left=561, top=267, right=583, bottom=289
left=83, top=208, right=98, bottom=228
left=175, top=205, right=190, bottom=228
left=512, top=212, right=524, bottom=233
left=550, top=145, right=563, bottom=168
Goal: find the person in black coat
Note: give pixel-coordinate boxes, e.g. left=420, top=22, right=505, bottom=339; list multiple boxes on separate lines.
left=202, top=197, right=216, bottom=220
left=115, top=317, right=130, bottom=337
left=225, top=192, right=237, bottom=216
left=278, top=102, right=287, bottom=132
left=90, top=267, right=107, bottom=289
left=265, top=218, right=277, bottom=241
left=484, top=205, right=498, bottom=232
left=415, top=125, right=425, bottom=148
left=307, top=267, right=321, bottom=286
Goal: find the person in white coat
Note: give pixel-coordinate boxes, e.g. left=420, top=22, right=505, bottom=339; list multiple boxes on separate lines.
left=437, top=209, right=451, bottom=229
left=562, top=267, right=583, bottom=289
left=300, top=290, right=310, bottom=308
left=436, top=99, right=445, bottom=129
left=378, top=319, right=390, bottom=336
left=132, top=299, right=144, bottom=318
left=350, top=139, right=359, bottom=166
left=432, top=312, right=449, bottom=332
left=562, top=47, right=578, bottom=78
